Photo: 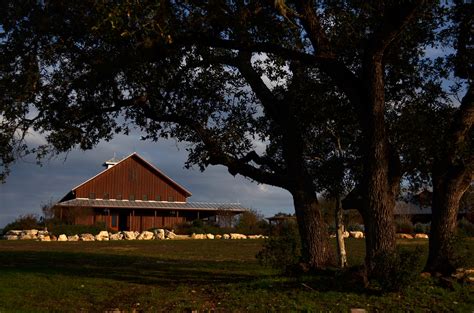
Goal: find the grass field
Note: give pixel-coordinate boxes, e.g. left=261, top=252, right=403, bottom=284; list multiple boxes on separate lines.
left=0, top=239, right=473, bottom=312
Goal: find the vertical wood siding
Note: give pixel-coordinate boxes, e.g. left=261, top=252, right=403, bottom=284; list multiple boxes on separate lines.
left=70, top=208, right=191, bottom=232
left=75, top=155, right=188, bottom=201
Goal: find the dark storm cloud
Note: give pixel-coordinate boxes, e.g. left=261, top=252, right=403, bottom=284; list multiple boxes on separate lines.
left=0, top=134, right=293, bottom=227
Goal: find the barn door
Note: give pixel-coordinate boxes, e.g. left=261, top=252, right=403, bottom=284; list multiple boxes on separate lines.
left=110, top=214, right=119, bottom=232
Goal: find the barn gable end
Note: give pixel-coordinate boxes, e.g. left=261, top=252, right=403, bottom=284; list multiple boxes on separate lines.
left=73, top=153, right=191, bottom=202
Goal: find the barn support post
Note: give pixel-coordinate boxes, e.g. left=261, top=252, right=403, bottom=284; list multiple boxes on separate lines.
left=132, top=210, right=135, bottom=232
left=154, top=210, right=157, bottom=228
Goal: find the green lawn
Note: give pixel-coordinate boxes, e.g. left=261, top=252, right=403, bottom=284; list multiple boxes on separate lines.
left=0, top=239, right=472, bottom=312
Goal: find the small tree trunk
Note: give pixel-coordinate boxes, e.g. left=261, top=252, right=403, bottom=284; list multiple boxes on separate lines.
left=425, top=171, right=472, bottom=274
left=292, top=189, right=332, bottom=269
left=335, top=196, right=348, bottom=268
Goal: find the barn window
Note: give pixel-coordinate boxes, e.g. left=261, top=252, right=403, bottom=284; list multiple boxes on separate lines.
left=143, top=195, right=148, bottom=201
left=129, top=194, right=135, bottom=201
left=168, top=196, right=174, bottom=202
left=103, top=193, right=109, bottom=200
left=89, top=192, right=96, bottom=199
left=155, top=195, right=161, bottom=201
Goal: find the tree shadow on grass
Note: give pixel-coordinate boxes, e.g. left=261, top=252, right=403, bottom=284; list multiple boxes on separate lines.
left=0, top=250, right=378, bottom=297
left=0, top=250, right=257, bottom=286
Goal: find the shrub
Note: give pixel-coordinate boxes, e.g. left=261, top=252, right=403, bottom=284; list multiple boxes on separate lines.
left=395, top=215, right=414, bottom=234
left=458, top=218, right=474, bottom=237
left=47, top=222, right=107, bottom=236
left=328, top=224, right=336, bottom=234
left=236, top=209, right=269, bottom=235
left=256, top=220, right=301, bottom=273
left=174, top=220, right=234, bottom=235
left=414, top=223, right=430, bottom=234
left=2, top=214, right=41, bottom=235
left=370, top=246, right=424, bottom=292
left=451, top=234, right=473, bottom=270
left=347, top=224, right=365, bottom=232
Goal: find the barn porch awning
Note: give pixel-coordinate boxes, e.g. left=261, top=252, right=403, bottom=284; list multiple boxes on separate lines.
left=56, top=198, right=247, bottom=213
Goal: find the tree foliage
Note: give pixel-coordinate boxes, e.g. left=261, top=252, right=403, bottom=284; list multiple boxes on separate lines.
left=1, top=1, right=470, bottom=276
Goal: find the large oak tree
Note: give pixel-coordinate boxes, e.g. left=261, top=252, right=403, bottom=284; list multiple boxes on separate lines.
left=1, top=0, right=454, bottom=278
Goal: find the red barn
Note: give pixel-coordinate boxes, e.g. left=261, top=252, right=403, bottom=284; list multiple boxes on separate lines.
left=55, top=153, right=246, bottom=232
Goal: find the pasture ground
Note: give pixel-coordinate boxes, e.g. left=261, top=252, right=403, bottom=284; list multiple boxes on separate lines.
left=0, top=239, right=473, bottom=312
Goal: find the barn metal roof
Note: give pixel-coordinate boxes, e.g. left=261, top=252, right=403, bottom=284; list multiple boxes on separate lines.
left=57, top=198, right=247, bottom=212
left=394, top=201, right=432, bottom=215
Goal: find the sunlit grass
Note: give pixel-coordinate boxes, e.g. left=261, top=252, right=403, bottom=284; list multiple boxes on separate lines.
left=0, top=239, right=472, bottom=312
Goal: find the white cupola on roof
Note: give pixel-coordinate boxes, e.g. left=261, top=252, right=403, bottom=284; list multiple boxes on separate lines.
left=103, top=154, right=121, bottom=169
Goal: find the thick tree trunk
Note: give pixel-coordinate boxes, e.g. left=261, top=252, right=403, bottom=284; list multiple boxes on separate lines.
left=426, top=86, right=473, bottom=274
left=426, top=170, right=472, bottom=274
left=335, top=196, right=348, bottom=268
left=361, top=58, right=399, bottom=279
left=292, top=188, right=332, bottom=269
left=362, top=187, right=397, bottom=277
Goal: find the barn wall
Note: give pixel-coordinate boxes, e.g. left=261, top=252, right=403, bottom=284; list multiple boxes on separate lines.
left=69, top=207, right=217, bottom=232
left=75, top=156, right=188, bottom=202
left=74, top=214, right=95, bottom=225
left=129, top=210, right=185, bottom=231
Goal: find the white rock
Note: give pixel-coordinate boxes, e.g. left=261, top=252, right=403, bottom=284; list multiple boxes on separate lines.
left=95, top=231, right=109, bottom=241
left=123, top=231, right=136, bottom=240
left=192, top=233, right=205, bottom=239
left=137, top=231, right=154, bottom=240
left=4, top=235, right=19, bottom=240
left=24, top=229, right=39, bottom=236
left=396, top=233, right=414, bottom=239
left=342, top=231, right=350, bottom=238
left=230, top=233, right=247, bottom=240
left=80, top=233, right=95, bottom=241
left=165, top=230, right=177, bottom=239
left=39, top=235, right=51, bottom=242
left=414, top=233, right=429, bottom=239
left=67, top=235, right=79, bottom=241
left=109, top=233, right=123, bottom=240
left=57, top=234, right=68, bottom=241
left=349, top=231, right=364, bottom=239
left=37, top=230, right=49, bottom=236
left=19, top=233, right=36, bottom=240
left=223, top=234, right=230, bottom=239
left=206, top=233, right=215, bottom=240
left=153, top=229, right=165, bottom=240
left=6, top=230, right=22, bottom=236
left=215, top=234, right=222, bottom=240
left=247, top=235, right=264, bottom=239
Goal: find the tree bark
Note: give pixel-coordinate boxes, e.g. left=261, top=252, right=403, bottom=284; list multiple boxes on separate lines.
left=335, top=196, right=348, bottom=268
left=292, top=187, right=332, bottom=269
left=281, top=62, right=332, bottom=270
left=426, top=169, right=472, bottom=274
left=425, top=86, right=473, bottom=274
left=360, top=58, right=399, bottom=279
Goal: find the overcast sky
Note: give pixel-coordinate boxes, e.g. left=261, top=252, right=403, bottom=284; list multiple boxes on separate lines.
left=0, top=133, right=294, bottom=228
